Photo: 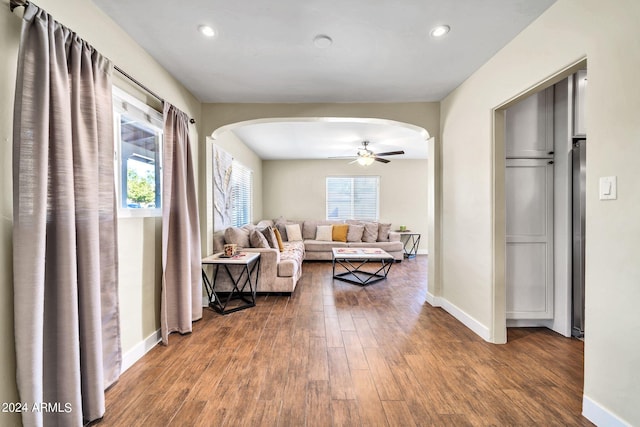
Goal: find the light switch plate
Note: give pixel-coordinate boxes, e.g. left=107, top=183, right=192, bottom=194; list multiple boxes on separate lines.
left=599, top=176, right=617, bottom=200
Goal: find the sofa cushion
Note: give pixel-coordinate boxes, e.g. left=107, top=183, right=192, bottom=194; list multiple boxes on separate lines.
left=305, top=240, right=347, bottom=252
left=285, top=223, right=303, bottom=241
left=377, top=223, right=392, bottom=242
left=224, top=226, right=250, bottom=248
left=249, top=229, right=269, bottom=248
left=362, top=222, right=378, bottom=243
left=346, top=224, right=364, bottom=242
left=316, top=225, right=333, bottom=241
left=332, top=224, right=349, bottom=242
left=273, top=227, right=285, bottom=252
left=278, top=241, right=305, bottom=277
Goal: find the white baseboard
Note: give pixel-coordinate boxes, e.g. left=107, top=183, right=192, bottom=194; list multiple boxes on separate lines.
left=121, top=329, right=161, bottom=373
left=425, top=291, right=441, bottom=307
left=583, top=395, right=631, bottom=427
left=425, top=293, right=491, bottom=342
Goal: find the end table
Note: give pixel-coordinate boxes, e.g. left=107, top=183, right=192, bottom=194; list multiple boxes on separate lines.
left=201, top=252, right=260, bottom=315
left=399, top=232, right=421, bottom=259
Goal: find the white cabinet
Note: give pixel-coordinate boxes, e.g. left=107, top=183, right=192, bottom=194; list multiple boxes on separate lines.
left=505, top=86, right=555, bottom=320
left=505, top=87, right=554, bottom=158
left=506, top=159, right=554, bottom=319
left=573, top=69, right=587, bottom=137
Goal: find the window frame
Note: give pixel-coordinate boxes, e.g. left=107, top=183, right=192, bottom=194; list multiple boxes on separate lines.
left=112, top=86, right=163, bottom=218
left=326, top=175, right=380, bottom=221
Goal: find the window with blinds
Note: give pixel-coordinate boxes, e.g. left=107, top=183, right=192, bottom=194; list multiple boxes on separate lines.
left=326, top=176, right=379, bottom=221
left=231, top=161, right=253, bottom=227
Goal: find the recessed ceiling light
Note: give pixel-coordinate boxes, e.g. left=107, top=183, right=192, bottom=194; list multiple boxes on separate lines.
left=198, top=25, right=216, bottom=38
left=313, top=34, right=333, bottom=48
left=430, top=25, right=450, bottom=38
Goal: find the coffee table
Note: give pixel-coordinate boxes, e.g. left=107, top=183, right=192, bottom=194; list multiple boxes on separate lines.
left=332, top=247, right=394, bottom=286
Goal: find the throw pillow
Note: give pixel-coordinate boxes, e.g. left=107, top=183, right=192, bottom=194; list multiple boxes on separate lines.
left=249, top=229, right=269, bottom=248
left=377, top=223, right=392, bottom=242
left=285, top=223, right=303, bottom=241
left=346, top=224, right=365, bottom=242
left=273, top=227, right=285, bottom=252
left=316, top=225, right=333, bottom=241
left=274, top=216, right=289, bottom=241
left=259, top=225, right=279, bottom=249
left=362, top=222, right=378, bottom=243
left=332, top=224, right=349, bottom=242
left=224, top=226, right=250, bottom=248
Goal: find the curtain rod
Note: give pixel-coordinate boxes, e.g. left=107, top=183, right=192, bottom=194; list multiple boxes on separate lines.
left=9, top=0, right=196, bottom=124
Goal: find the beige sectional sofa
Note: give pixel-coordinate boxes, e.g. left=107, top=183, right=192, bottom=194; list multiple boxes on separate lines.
left=212, top=218, right=403, bottom=294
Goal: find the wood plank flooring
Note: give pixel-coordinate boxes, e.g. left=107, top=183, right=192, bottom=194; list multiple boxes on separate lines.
left=98, top=256, right=592, bottom=426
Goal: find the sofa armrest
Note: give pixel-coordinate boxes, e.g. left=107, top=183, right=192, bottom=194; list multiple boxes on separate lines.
left=241, top=247, right=279, bottom=281
left=388, top=231, right=401, bottom=242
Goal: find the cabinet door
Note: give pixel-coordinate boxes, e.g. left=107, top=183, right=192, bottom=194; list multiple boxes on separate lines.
left=505, top=87, right=554, bottom=158
left=506, top=159, right=554, bottom=319
left=573, top=70, right=587, bottom=137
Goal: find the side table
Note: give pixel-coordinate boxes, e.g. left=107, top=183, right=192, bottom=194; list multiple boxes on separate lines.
left=201, top=252, right=260, bottom=315
left=399, top=232, right=421, bottom=258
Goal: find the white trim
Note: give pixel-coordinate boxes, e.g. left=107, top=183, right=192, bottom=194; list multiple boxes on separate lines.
left=441, top=298, right=492, bottom=342
left=423, top=294, right=492, bottom=342
left=425, top=291, right=441, bottom=307
left=121, top=329, right=161, bottom=373
left=583, top=395, right=631, bottom=427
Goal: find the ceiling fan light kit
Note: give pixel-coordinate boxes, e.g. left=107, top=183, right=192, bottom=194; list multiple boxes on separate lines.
left=332, top=140, right=404, bottom=166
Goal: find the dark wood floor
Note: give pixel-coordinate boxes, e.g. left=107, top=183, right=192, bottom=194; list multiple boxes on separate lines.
left=100, top=256, right=592, bottom=426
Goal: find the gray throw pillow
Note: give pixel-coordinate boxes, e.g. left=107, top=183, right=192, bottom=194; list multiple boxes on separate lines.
left=362, top=222, right=378, bottom=243
left=377, top=223, right=392, bottom=242
left=250, top=229, right=269, bottom=248
left=224, top=226, right=250, bottom=248
left=258, top=225, right=279, bottom=249
left=274, top=216, right=289, bottom=241
left=346, top=224, right=364, bottom=242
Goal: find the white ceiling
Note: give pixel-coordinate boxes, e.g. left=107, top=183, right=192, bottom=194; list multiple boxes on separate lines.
left=213, top=117, right=430, bottom=160
left=92, top=0, right=555, bottom=159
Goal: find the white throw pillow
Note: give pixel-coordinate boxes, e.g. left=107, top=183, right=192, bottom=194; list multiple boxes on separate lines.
left=315, top=225, right=333, bottom=241
left=285, top=223, right=303, bottom=241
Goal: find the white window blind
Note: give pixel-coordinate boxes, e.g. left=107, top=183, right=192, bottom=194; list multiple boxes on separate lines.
left=326, top=176, right=379, bottom=221
left=231, top=161, right=253, bottom=227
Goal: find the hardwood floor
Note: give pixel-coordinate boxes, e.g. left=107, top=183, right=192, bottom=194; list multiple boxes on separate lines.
left=99, top=256, right=592, bottom=426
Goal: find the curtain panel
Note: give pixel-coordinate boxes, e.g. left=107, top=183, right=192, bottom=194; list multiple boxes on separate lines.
left=12, top=4, right=121, bottom=426
left=161, top=103, right=202, bottom=344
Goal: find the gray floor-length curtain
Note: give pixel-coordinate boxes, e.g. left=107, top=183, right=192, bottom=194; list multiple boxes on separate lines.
left=12, top=4, right=121, bottom=426
left=161, top=103, right=202, bottom=345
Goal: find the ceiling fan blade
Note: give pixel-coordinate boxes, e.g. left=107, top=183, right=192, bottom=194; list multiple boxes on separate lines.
left=374, top=157, right=391, bottom=163
left=375, top=150, right=405, bottom=156
left=328, top=155, right=358, bottom=159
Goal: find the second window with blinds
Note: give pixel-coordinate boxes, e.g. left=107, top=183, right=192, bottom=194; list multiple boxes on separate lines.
left=326, top=176, right=379, bottom=221
left=231, top=161, right=253, bottom=227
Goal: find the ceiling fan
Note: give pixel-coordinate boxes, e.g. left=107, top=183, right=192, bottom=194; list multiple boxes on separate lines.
left=331, top=141, right=405, bottom=165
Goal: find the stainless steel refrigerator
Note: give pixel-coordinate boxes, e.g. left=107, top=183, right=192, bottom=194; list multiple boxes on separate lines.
left=572, top=139, right=586, bottom=338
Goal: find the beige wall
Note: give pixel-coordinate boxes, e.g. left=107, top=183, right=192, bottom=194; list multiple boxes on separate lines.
left=440, top=0, right=640, bottom=424
left=0, top=1, right=201, bottom=424
left=262, top=159, right=428, bottom=247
